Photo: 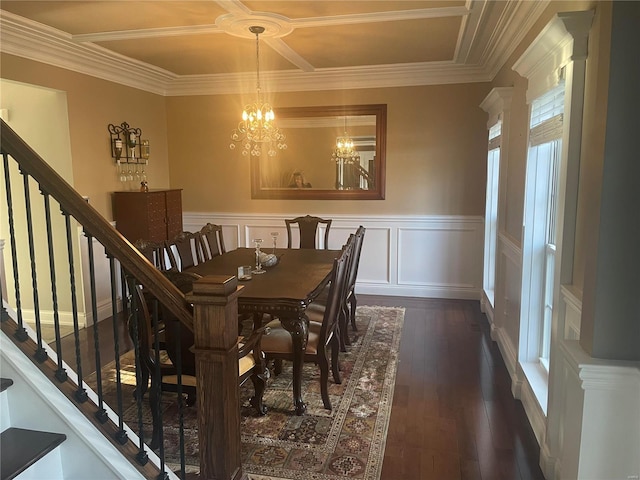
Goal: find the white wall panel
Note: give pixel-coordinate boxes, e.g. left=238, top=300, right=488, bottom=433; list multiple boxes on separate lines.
left=398, top=226, right=477, bottom=286
left=353, top=226, right=390, bottom=285
left=185, top=213, right=483, bottom=299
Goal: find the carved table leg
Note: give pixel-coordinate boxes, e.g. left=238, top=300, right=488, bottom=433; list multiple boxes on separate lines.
left=279, top=313, right=309, bottom=415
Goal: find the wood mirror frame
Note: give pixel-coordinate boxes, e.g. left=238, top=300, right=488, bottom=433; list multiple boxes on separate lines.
left=250, top=104, right=386, bottom=200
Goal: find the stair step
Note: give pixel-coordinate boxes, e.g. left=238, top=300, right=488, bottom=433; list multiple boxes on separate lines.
left=0, top=379, right=13, bottom=393
left=0, top=427, right=66, bottom=480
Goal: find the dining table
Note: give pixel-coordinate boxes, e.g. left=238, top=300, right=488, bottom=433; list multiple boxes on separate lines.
left=186, top=247, right=341, bottom=415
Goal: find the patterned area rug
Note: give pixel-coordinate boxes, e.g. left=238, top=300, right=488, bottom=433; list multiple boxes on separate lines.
left=93, top=305, right=404, bottom=480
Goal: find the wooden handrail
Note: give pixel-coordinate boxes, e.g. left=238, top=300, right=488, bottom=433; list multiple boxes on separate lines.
left=354, top=163, right=374, bottom=186
left=0, top=119, right=193, bottom=328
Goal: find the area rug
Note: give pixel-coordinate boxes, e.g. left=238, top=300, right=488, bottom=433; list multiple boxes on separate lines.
left=92, top=305, right=404, bottom=480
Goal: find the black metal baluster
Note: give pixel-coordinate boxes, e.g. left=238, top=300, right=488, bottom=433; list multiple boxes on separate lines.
left=20, top=170, right=46, bottom=361
left=63, top=211, right=87, bottom=403
left=151, top=298, right=169, bottom=480
left=42, top=192, right=67, bottom=382
left=108, top=255, right=127, bottom=445
left=175, top=316, right=186, bottom=480
left=2, top=153, right=27, bottom=341
left=85, top=231, right=107, bottom=423
left=127, top=275, right=149, bottom=466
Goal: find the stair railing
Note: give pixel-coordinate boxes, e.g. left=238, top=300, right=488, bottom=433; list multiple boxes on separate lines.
left=0, top=119, right=246, bottom=480
left=354, top=163, right=375, bottom=188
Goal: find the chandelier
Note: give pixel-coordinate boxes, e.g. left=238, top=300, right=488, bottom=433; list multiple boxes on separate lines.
left=230, top=26, right=286, bottom=157
left=331, top=117, right=360, bottom=164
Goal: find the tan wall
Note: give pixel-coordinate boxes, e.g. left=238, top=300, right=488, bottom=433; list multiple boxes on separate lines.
left=2, top=51, right=490, bottom=219
left=0, top=54, right=171, bottom=220
left=166, top=83, right=491, bottom=215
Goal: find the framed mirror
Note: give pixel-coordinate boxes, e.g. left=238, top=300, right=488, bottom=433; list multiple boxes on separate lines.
left=251, top=104, right=386, bottom=200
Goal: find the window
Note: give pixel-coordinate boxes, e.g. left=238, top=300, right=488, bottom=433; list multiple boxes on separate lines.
left=512, top=8, right=593, bottom=430
left=483, top=121, right=502, bottom=306
left=521, top=83, right=565, bottom=373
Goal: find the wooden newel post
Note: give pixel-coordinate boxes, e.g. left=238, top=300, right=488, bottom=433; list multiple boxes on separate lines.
left=185, top=275, right=248, bottom=480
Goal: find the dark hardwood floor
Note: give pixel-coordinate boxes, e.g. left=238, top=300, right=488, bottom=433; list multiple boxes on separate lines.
left=357, top=295, right=544, bottom=480
left=55, top=296, right=544, bottom=480
left=55, top=311, right=133, bottom=376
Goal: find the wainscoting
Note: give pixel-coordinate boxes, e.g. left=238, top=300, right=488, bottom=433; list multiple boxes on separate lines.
left=486, top=229, right=640, bottom=480
left=183, top=213, right=484, bottom=300
left=543, top=286, right=640, bottom=480
left=0, top=214, right=482, bottom=328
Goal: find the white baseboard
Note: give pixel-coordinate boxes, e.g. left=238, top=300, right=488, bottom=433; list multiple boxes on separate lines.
left=356, top=283, right=480, bottom=299
left=518, top=369, right=547, bottom=448
left=539, top=440, right=560, bottom=480
left=18, top=297, right=121, bottom=327
left=493, top=325, right=518, bottom=384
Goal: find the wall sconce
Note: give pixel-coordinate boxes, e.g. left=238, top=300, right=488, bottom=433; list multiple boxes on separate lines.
left=108, top=122, right=150, bottom=183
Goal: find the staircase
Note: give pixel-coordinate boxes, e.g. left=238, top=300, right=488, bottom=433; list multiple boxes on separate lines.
left=1, top=118, right=254, bottom=479
left=0, top=323, right=151, bottom=480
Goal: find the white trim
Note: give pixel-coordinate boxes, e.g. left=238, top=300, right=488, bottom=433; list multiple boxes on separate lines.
left=498, top=231, right=522, bottom=265
left=521, top=360, right=549, bottom=414
left=518, top=361, right=548, bottom=447
left=184, top=212, right=483, bottom=300
left=480, top=289, right=495, bottom=325
left=493, top=325, right=519, bottom=392
left=0, top=4, right=548, bottom=95
left=557, top=339, right=640, bottom=480
left=480, top=87, right=514, bottom=127
left=513, top=15, right=572, bottom=102
left=18, top=296, right=121, bottom=326
left=356, top=283, right=479, bottom=300
left=560, top=284, right=582, bottom=340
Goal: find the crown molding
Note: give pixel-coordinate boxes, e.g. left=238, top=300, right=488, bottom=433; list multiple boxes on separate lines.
left=1, top=6, right=545, bottom=97
left=481, top=1, right=550, bottom=79
left=0, top=11, right=176, bottom=95
left=164, top=62, right=492, bottom=96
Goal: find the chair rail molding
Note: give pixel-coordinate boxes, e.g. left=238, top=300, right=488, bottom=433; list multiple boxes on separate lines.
left=183, top=213, right=483, bottom=300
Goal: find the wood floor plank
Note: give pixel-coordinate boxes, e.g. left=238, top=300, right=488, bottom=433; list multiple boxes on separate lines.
left=51, top=295, right=544, bottom=480
left=364, top=296, right=545, bottom=480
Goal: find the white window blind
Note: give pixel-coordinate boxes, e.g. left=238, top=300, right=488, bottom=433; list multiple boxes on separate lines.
left=529, top=83, right=565, bottom=146
left=488, top=121, right=502, bottom=150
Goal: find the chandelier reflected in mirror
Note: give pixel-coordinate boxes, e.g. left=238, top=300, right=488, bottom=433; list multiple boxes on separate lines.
left=230, top=26, right=286, bottom=157
left=331, top=117, right=360, bottom=164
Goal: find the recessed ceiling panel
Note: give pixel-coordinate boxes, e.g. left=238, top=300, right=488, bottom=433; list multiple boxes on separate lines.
left=286, top=17, right=461, bottom=69
left=0, top=0, right=548, bottom=91
left=98, top=33, right=297, bottom=76
left=0, top=1, right=227, bottom=34
left=242, top=1, right=465, bottom=18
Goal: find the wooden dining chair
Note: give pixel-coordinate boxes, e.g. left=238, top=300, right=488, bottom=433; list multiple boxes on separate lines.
left=199, top=223, right=226, bottom=260
left=285, top=215, right=332, bottom=249
left=307, top=228, right=363, bottom=351
left=128, top=272, right=268, bottom=450
left=339, top=226, right=366, bottom=349
left=166, top=231, right=205, bottom=271
left=261, top=239, right=351, bottom=411
left=133, top=238, right=172, bottom=271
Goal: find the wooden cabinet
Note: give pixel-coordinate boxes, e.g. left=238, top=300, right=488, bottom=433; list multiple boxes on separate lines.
left=113, top=189, right=182, bottom=243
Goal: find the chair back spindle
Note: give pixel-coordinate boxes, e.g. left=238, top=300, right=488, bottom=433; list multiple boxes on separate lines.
left=199, top=223, right=226, bottom=260
left=166, top=231, right=205, bottom=271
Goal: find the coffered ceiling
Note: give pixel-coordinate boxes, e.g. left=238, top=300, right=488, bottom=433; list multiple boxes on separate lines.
left=0, top=1, right=548, bottom=95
